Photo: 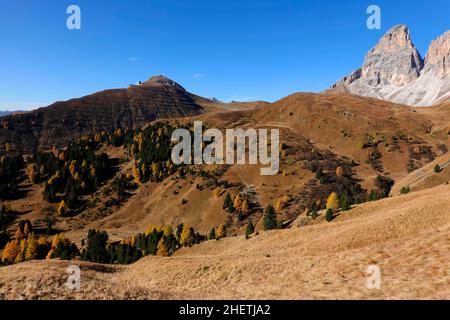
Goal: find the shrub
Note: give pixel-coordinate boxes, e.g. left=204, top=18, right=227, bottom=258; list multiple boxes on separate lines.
left=400, top=186, right=410, bottom=194
left=245, top=221, right=254, bottom=236
left=434, top=164, right=442, bottom=173
left=367, top=189, right=378, bottom=201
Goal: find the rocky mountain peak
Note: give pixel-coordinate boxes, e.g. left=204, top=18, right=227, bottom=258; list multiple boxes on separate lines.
left=330, top=25, right=449, bottom=106
left=423, top=30, right=450, bottom=78
left=360, top=24, right=423, bottom=87
left=141, top=75, right=185, bottom=91
left=376, top=24, right=413, bottom=50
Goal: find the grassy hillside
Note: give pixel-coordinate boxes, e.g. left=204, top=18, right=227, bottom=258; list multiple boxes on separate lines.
left=1, top=183, right=448, bottom=299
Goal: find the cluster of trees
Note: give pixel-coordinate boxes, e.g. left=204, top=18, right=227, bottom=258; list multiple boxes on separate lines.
left=366, top=175, right=394, bottom=201
left=0, top=155, right=25, bottom=198
left=308, top=160, right=367, bottom=207
left=94, top=128, right=134, bottom=149
left=28, top=140, right=110, bottom=210
left=129, top=123, right=181, bottom=184
left=208, top=224, right=227, bottom=240
left=324, top=191, right=352, bottom=222
left=303, top=191, right=350, bottom=223
left=1, top=220, right=79, bottom=265
left=111, top=174, right=135, bottom=201
left=81, top=223, right=208, bottom=265
left=223, top=192, right=250, bottom=221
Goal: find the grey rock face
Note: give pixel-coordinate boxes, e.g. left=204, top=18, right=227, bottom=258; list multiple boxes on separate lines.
left=332, top=25, right=450, bottom=106
left=423, top=30, right=450, bottom=78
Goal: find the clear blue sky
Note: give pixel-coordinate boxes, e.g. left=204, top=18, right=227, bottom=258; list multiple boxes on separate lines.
left=0, top=0, right=449, bottom=110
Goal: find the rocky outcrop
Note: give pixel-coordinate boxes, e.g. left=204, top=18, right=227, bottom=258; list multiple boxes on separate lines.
left=0, top=76, right=204, bottom=154
left=423, top=30, right=450, bottom=78
left=331, top=25, right=450, bottom=107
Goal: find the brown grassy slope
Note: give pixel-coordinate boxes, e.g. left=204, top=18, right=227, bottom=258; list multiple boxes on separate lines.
left=6, top=93, right=449, bottom=243
left=390, top=152, right=450, bottom=195
left=253, top=93, right=449, bottom=182
left=1, top=183, right=448, bottom=300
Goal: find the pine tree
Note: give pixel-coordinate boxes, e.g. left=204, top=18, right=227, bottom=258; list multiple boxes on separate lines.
left=209, top=227, right=216, bottom=240
left=325, top=208, right=333, bottom=222
left=245, top=221, right=254, bottom=236
left=223, top=192, right=232, bottom=208
left=340, top=194, right=350, bottom=211
left=326, top=192, right=339, bottom=212
left=263, top=205, right=278, bottom=230
left=223, top=192, right=234, bottom=212
left=227, top=200, right=235, bottom=213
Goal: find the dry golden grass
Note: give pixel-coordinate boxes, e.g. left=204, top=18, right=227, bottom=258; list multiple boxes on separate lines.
left=391, top=152, right=450, bottom=195
left=1, top=183, right=448, bottom=300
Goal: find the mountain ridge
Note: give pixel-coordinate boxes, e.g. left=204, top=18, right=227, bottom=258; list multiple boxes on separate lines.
left=331, top=25, right=450, bottom=107
left=0, top=76, right=204, bottom=154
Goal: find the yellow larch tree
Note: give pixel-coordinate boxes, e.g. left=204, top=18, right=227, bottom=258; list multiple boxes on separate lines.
left=179, top=224, right=192, bottom=247
left=1, top=240, right=20, bottom=263
left=156, top=236, right=169, bottom=256
left=233, top=194, right=242, bottom=211
left=25, top=234, right=38, bottom=261
left=216, top=224, right=226, bottom=239
left=57, top=200, right=67, bottom=216
left=326, top=192, right=339, bottom=212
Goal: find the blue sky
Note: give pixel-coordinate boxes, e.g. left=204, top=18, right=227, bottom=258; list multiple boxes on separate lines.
left=0, top=0, right=448, bottom=110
